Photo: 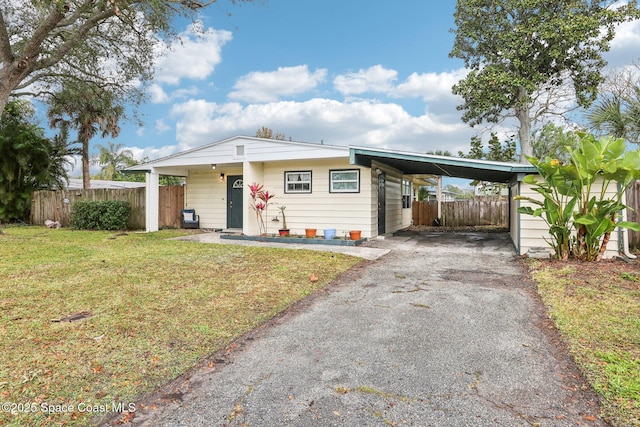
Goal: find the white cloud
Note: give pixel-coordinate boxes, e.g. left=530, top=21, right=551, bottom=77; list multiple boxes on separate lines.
left=333, top=65, right=398, bottom=95
left=154, top=119, right=171, bottom=133
left=128, top=145, right=184, bottom=163
left=171, top=86, right=199, bottom=100
left=228, top=65, right=328, bottom=103
left=170, top=99, right=223, bottom=147
left=149, top=84, right=169, bottom=104
left=606, top=19, right=640, bottom=67
left=168, top=97, right=472, bottom=154
left=393, top=69, right=468, bottom=101
left=149, top=83, right=199, bottom=104
left=611, top=19, right=640, bottom=48
left=154, top=23, right=232, bottom=85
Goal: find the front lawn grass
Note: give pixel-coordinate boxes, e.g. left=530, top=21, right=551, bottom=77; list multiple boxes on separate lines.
left=527, top=259, right=640, bottom=427
left=0, top=226, right=361, bottom=426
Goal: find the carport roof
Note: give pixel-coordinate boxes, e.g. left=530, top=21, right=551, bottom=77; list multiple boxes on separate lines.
left=349, top=146, right=537, bottom=183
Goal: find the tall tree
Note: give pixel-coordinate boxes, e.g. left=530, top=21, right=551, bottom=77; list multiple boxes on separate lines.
left=47, top=82, right=124, bottom=189
left=449, top=0, right=639, bottom=163
left=0, top=0, right=255, bottom=113
left=48, top=124, right=82, bottom=186
left=460, top=133, right=516, bottom=162
left=0, top=101, right=73, bottom=222
left=531, top=123, right=580, bottom=163
left=426, top=149, right=453, bottom=156
left=256, top=127, right=287, bottom=140
left=93, top=141, right=136, bottom=180
left=459, top=133, right=516, bottom=199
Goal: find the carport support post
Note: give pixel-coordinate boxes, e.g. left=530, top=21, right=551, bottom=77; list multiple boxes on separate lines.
left=145, top=170, right=159, bottom=232
left=436, top=176, right=442, bottom=223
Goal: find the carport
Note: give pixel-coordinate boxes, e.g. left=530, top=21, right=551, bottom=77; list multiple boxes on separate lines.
left=349, top=146, right=540, bottom=255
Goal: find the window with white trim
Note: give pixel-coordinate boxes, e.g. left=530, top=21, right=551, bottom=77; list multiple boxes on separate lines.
left=285, top=171, right=312, bottom=193
left=402, top=179, right=412, bottom=208
left=329, top=169, right=360, bottom=193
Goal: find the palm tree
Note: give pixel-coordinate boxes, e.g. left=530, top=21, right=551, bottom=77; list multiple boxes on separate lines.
left=587, top=96, right=629, bottom=140
left=93, top=141, right=136, bottom=180
left=587, top=77, right=640, bottom=144
left=47, top=82, right=124, bottom=189
left=43, top=124, right=80, bottom=190
left=0, top=100, right=77, bottom=222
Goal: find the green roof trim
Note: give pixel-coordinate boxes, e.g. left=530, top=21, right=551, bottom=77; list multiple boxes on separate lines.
left=349, top=146, right=537, bottom=183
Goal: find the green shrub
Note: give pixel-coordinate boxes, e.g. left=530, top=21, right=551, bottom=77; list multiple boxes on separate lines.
left=71, top=201, right=131, bottom=230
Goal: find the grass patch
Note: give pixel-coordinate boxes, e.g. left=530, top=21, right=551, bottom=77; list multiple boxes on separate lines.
left=526, top=259, right=640, bottom=426
left=0, top=227, right=360, bottom=426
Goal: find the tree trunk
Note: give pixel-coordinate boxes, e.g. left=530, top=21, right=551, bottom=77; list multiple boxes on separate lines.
left=596, top=212, right=617, bottom=261
left=81, top=139, right=91, bottom=189
left=0, top=67, right=29, bottom=114
left=516, top=87, right=533, bottom=163
left=0, top=78, right=10, bottom=113
left=597, top=231, right=611, bottom=262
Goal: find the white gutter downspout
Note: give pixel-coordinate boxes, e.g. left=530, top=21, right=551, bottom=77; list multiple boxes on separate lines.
left=619, top=208, right=636, bottom=259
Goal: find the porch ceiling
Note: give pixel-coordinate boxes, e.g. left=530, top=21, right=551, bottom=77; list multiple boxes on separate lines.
left=350, top=146, right=537, bottom=183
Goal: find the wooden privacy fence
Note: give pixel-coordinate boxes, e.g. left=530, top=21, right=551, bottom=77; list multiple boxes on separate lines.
left=412, top=200, right=509, bottom=227
left=626, top=181, right=640, bottom=248
left=158, top=185, right=184, bottom=229
left=31, top=186, right=184, bottom=230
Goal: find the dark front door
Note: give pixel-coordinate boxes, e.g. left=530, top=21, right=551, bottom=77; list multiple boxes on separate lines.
left=227, top=175, right=243, bottom=229
left=378, top=173, right=386, bottom=235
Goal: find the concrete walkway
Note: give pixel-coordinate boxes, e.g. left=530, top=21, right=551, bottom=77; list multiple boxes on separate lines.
left=127, top=232, right=604, bottom=427
left=169, top=231, right=391, bottom=261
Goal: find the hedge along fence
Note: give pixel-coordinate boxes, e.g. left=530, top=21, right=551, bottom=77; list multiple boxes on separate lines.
left=71, top=200, right=132, bottom=230
left=31, top=188, right=146, bottom=230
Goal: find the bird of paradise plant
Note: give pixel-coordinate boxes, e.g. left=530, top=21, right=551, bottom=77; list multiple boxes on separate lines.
left=249, top=182, right=275, bottom=235
left=516, top=133, right=640, bottom=261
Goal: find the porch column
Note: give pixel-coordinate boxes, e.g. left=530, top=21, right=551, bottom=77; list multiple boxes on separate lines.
left=243, top=161, right=264, bottom=236
left=145, top=169, right=159, bottom=232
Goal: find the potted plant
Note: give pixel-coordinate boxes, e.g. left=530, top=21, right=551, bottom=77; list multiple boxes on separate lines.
left=349, top=230, right=362, bottom=240
left=323, top=228, right=336, bottom=240
left=278, top=206, right=289, bottom=237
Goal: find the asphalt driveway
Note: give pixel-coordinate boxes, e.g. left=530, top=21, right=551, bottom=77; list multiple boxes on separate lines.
left=125, top=232, right=604, bottom=427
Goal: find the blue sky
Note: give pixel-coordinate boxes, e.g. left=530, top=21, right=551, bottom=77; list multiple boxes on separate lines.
left=65, top=0, right=640, bottom=176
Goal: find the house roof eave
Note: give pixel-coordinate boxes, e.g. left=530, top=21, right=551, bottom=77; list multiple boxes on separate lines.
left=349, top=146, right=537, bottom=183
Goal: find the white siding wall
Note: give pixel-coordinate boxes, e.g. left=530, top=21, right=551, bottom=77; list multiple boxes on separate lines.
left=153, top=137, right=348, bottom=168
left=184, top=167, right=242, bottom=229
left=402, top=206, right=413, bottom=228
left=261, top=159, right=373, bottom=237
left=518, top=178, right=620, bottom=258
left=184, top=158, right=376, bottom=237
left=401, top=180, right=413, bottom=229
left=371, top=161, right=405, bottom=236
left=245, top=139, right=349, bottom=162
left=179, top=145, right=413, bottom=238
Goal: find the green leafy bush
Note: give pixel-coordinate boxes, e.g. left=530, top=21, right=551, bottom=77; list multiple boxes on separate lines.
left=71, top=201, right=131, bottom=230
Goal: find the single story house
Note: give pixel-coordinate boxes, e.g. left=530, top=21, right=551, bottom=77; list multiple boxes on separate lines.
left=128, top=135, right=634, bottom=259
